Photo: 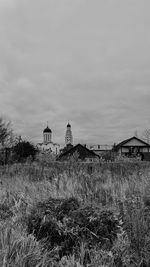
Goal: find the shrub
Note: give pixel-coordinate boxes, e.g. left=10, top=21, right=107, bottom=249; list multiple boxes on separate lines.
left=12, top=141, right=38, bottom=162
left=26, top=197, right=121, bottom=261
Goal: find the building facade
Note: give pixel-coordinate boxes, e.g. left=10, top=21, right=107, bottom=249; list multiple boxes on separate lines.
left=37, top=125, right=60, bottom=155
left=114, top=136, right=150, bottom=160
left=87, top=144, right=113, bottom=156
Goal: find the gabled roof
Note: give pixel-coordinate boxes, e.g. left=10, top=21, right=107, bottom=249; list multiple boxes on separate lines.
left=115, top=136, right=150, bottom=148
left=57, top=144, right=99, bottom=161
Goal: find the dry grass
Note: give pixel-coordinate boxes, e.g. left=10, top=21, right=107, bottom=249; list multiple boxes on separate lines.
left=0, top=161, right=150, bottom=266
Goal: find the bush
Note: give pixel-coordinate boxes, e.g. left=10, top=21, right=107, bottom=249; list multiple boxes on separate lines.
left=12, top=141, right=38, bottom=162
left=26, top=197, right=121, bottom=262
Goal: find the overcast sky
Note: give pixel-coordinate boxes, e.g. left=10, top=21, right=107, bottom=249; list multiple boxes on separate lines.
left=0, top=0, right=150, bottom=145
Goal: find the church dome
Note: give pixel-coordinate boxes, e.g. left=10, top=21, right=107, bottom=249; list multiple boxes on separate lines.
left=67, top=123, right=71, bottom=128
left=43, top=126, right=52, bottom=133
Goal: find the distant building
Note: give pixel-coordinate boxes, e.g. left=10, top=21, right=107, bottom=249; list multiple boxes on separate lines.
left=43, top=126, right=52, bottom=143
left=59, top=123, right=74, bottom=154
left=65, top=123, right=73, bottom=146
left=87, top=144, right=113, bottom=156
left=114, top=136, right=150, bottom=160
left=37, top=124, right=60, bottom=155
left=57, top=143, right=99, bottom=162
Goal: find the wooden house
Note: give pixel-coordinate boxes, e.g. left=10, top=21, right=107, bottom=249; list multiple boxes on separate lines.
left=57, top=144, right=99, bottom=162
left=114, top=136, right=150, bottom=160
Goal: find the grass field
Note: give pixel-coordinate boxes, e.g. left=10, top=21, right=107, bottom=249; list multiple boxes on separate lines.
left=0, top=160, right=150, bottom=266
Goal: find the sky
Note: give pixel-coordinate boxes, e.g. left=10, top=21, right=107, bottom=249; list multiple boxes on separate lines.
left=0, top=0, right=150, bottom=145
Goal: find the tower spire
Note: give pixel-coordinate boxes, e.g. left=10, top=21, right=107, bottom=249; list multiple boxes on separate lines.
left=65, top=122, right=73, bottom=145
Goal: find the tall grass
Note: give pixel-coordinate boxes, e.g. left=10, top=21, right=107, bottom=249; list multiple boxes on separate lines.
left=0, top=161, right=150, bottom=265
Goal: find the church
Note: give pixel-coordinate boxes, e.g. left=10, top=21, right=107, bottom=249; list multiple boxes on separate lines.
left=37, top=124, right=60, bottom=155
left=37, top=122, right=73, bottom=155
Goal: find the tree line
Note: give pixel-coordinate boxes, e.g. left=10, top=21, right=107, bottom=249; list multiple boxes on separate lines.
left=0, top=117, right=37, bottom=164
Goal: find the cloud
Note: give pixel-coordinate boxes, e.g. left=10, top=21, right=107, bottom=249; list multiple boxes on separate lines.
left=0, top=0, right=15, bottom=6
left=0, top=0, right=150, bottom=145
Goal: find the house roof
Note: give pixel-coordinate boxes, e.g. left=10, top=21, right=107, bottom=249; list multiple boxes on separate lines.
left=57, top=143, right=99, bottom=160
left=115, top=136, right=150, bottom=148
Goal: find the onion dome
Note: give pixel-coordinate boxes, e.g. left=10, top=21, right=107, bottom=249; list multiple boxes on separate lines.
left=43, top=126, right=52, bottom=133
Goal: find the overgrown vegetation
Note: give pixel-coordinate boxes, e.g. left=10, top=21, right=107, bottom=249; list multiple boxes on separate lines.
left=12, top=140, right=38, bottom=162
left=27, top=197, right=120, bottom=263
left=0, top=160, right=150, bottom=266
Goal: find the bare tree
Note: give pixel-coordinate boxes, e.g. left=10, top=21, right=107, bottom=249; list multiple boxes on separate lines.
left=142, top=129, right=150, bottom=144
left=0, top=117, right=12, bottom=147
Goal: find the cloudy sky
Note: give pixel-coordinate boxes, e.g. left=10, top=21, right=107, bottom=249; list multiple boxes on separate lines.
left=0, top=0, right=150, bottom=145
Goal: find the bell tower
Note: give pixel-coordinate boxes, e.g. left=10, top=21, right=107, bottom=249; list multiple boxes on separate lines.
left=65, top=123, right=73, bottom=146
